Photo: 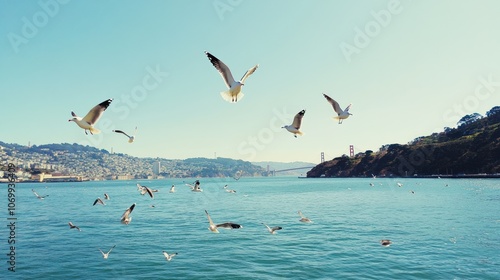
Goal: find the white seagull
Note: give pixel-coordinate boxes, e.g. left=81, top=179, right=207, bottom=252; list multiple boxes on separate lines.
left=187, top=180, right=203, bottom=192
left=298, top=211, right=312, bottom=223
left=262, top=223, right=282, bottom=234
left=113, top=127, right=137, bottom=143
left=205, top=51, right=258, bottom=103
left=162, top=251, right=178, bottom=262
left=282, top=110, right=305, bottom=138
left=104, top=193, right=110, bottom=200
left=137, top=183, right=155, bottom=198
left=323, top=93, right=352, bottom=124
left=169, top=185, right=175, bottom=193
left=224, top=184, right=236, bottom=193
left=121, top=203, right=136, bottom=225
left=68, top=221, right=81, bottom=231
left=68, top=98, right=113, bottom=134
left=93, top=197, right=105, bottom=206
left=204, top=210, right=242, bottom=233
left=32, top=189, right=48, bottom=199
left=98, top=245, right=116, bottom=259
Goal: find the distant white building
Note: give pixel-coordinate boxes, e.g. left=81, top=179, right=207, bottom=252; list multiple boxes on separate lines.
left=152, top=161, right=161, bottom=176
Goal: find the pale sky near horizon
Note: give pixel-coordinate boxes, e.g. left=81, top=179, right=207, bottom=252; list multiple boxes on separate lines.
left=1, top=0, right=500, bottom=163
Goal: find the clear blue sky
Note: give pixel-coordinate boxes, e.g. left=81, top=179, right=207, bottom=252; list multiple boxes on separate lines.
left=1, top=0, right=500, bottom=163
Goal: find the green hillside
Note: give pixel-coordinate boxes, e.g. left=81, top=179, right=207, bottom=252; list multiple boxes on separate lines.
left=307, top=106, right=500, bottom=178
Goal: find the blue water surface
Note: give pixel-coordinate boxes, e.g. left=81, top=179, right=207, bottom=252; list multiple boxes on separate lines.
left=4, top=177, right=499, bottom=279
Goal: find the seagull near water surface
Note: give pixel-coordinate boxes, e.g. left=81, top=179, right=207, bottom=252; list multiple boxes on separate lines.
left=32, top=189, right=48, bottom=199
left=323, top=93, right=352, bottom=124
left=262, top=223, right=282, bottom=234
left=68, top=98, right=113, bottom=134
left=205, top=210, right=242, bottom=233
left=282, top=110, right=306, bottom=138
left=162, top=251, right=178, bottom=262
left=205, top=51, right=258, bottom=103
left=98, top=245, right=116, bottom=259
left=121, top=203, right=136, bottom=225
left=298, top=210, right=312, bottom=223
left=68, top=221, right=81, bottom=231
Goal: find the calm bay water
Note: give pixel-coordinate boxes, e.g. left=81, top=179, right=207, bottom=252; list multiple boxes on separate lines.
left=4, top=177, right=499, bottom=279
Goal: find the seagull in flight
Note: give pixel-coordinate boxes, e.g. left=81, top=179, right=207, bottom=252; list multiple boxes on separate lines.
left=93, top=197, right=105, bottom=206
left=169, top=185, right=175, bottom=193
left=262, top=223, right=282, bottom=234
left=32, top=189, right=48, bottom=199
left=323, top=93, right=352, bottom=124
left=98, top=245, right=116, bottom=259
left=186, top=180, right=203, bottom=192
left=104, top=193, right=110, bottom=200
left=204, top=210, right=242, bottom=233
left=298, top=211, right=312, bottom=223
left=282, top=110, right=305, bottom=138
left=205, top=51, right=258, bottom=103
left=121, top=203, right=136, bottom=225
left=113, top=127, right=137, bottom=143
left=137, top=183, right=155, bottom=198
left=223, top=184, right=236, bottom=193
left=68, top=221, right=81, bottom=231
left=162, top=251, right=178, bottom=262
left=68, top=98, right=113, bottom=134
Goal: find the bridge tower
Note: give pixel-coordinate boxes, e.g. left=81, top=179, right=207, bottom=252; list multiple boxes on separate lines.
left=321, top=152, right=325, bottom=163
left=349, top=145, right=354, bottom=157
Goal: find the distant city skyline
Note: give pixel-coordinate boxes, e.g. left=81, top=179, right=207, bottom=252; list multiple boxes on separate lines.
left=1, top=1, right=499, bottom=163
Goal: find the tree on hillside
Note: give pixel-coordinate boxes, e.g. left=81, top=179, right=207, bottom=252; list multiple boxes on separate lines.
left=457, top=113, right=482, bottom=127
left=486, top=106, right=500, bottom=117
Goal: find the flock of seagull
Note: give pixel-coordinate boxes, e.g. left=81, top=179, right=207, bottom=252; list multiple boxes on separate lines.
left=59, top=51, right=398, bottom=262
left=68, top=51, right=353, bottom=140
left=30, top=177, right=396, bottom=264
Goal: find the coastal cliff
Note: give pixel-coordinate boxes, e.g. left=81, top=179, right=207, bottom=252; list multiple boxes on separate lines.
left=307, top=106, right=500, bottom=177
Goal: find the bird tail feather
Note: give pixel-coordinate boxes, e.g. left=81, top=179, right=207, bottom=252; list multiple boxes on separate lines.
left=220, top=91, right=244, bottom=103
left=89, top=127, right=101, bottom=134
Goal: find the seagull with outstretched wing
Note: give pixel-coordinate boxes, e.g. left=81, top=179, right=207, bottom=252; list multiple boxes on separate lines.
left=205, top=51, right=258, bottom=103
left=282, top=110, right=306, bottom=138
left=68, top=99, right=113, bottom=134
left=323, top=93, right=352, bottom=124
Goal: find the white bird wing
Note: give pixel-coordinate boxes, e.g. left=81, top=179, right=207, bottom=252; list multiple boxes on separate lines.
left=32, top=189, right=40, bottom=198
left=113, top=130, right=131, bottom=138
left=205, top=210, right=216, bottom=227
left=323, top=94, right=343, bottom=115
left=239, top=64, right=258, bottom=84
left=298, top=211, right=306, bottom=219
left=205, top=51, right=235, bottom=88
left=344, top=104, right=352, bottom=113
left=121, top=204, right=136, bottom=220
left=262, top=223, right=272, bottom=232
left=98, top=248, right=105, bottom=256
left=292, top=110, right=305, bottom=129
left=82, top=99, right=113, bottom=125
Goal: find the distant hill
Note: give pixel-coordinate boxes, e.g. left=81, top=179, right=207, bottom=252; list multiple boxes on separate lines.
left=0, top=141, right=266, bottom=179
left=252, top=161, right=317, bottom=176
left=307, top=106, right=500, bottom=178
